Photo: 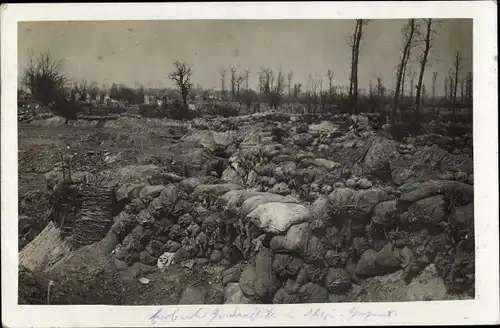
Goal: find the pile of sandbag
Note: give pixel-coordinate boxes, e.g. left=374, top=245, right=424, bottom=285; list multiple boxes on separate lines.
left=217, top=174, right=475, bottom=304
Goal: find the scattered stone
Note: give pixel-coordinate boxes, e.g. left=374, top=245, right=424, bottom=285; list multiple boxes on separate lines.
left=139, top=277, right=150, bottom=284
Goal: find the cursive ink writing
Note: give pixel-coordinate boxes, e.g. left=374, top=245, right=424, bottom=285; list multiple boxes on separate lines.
left=149, top=306, right=276, bottom=326
left=304, top=307, right=337, bottom=322
left=149, top=306, right=397, bottom=326
left=149, top=307, right=207, bottom=325
left=207, top=307, right=276, bottom=325
left=348, top=307, right=397, bottom=322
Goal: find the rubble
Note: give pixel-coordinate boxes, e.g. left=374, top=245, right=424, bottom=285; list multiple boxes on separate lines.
left=18, top=111, right=474, bottom=305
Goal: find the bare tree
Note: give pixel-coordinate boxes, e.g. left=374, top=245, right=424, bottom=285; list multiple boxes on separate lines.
left=448, top=69, right=454, bottom=106
left=444, top=75, right=449, bottom=101
left=168, top=60, right=193, bottom=109
left=327, top=69, right=335, bottom=93
left=235, top=75, right=244, bottom=100
left=274, top=67, right=286, bottom=108
left=465, top=71, right=473, bottom=109
left=408, top=67, right=417, bottom=103
left=460, top=77, right=466, bottom=105
left=230, top=66, right=237, bottom=101
left=348, top=19, right=370, bottom=113
left=421, top=84, right=427, bottom=106
left=244, top=69, right=250, bottom=90
left=452, top=51, right=463, bottom=115
left=431, top=71, right=438, bottom=106
left=287, top=71, right=294, bottom=97
left=21, top=49, right=68, bottom=105
left=376, top=76, right=385, bottom=98
left=392, top=19, right=417, bottom=124
left=258, top=68, right=265, bottom=97
left=414, top=19, right=436, bottom=121
left=292, top=84, right=302, bottom=100
left=220, top=68, right=226, bottom=100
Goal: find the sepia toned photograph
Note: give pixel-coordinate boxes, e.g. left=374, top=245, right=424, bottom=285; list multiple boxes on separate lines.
left=16, top=18, right=476, bottom=306
left=2, top=2, right=498, bottom=327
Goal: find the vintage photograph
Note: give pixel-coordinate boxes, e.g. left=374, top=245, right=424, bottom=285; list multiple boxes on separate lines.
left=17, top=18, right=475, bottom=306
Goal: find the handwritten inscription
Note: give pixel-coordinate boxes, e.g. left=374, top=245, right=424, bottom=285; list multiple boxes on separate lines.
left=149, top=306, right=397, bottom=326
left=150, top=307, right=276, bottom=326
left=303, top=307, right=397, bottom=323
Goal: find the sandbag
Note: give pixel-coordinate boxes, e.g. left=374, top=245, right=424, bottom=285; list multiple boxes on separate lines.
left=139, top=185, right=165, bottom=199
left=302, top=235, right=327, bottom=263
left=191, top=183, right=243, bottom=200
left=272, top=254, right=304, bottom=277
left=298, top=282, right=328, bottom=303
left=325, top=268, right=352, bottom=295
left=406, top=195, right=446, bottom=226
left=349, top=188, right=389, bottom=218
left=253, top=248, right=275, bottom=299
left=364, top=138, right=399, bottom=174
left=240, top=194, right=299, bottom=216
left=372, top=200, right=398, bottom=226
left=304, top=263, right=328, bottom=284
left=374, top=243, right=402, bottom=274
left=326, top=187, right=356, bottom=212
left=224, top=283, right=254, bottom=304
left=116, top=183, right=147, bottom=202
left=398, top=180, right=474, bottom=206
left=247, top=202, right=311, bottom=234
left=223, top=265, right=242, bottom=286
left=273, top=288, right=300, bottom=304
left=269, top=222, right=310, bottom=254
left=178, top=177, right=204, bottom=193
left=355, top=249, right=379, bottom=277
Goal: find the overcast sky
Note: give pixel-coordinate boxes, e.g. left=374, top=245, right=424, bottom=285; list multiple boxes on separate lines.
left=18, top=19, right=472, bottom=95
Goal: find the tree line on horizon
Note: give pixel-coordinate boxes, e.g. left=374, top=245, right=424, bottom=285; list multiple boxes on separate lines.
left=20, top=19, right=473, bottom=123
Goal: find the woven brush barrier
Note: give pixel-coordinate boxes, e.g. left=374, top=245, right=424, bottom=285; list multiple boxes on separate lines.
left=48, top=181, right=118, bottom=249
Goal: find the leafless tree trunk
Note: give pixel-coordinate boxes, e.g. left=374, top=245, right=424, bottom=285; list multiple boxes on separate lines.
left=261, top=68, right=284, bottom=109
left=448, top=70, right=454, bottom=107
left=168, top=60, right=193, bottom=109
left=460, top=78, right=466, bottom=105
left=465, top=71, right=473, bottom=109
left=444, top=76, right=448, bottom=101
left=287, top=71, right=294, bottom=98
left=327, top=69, right=334, bottom=93
left=431, top=72, right=438, bottom=107
left=401, top=63, right=407, bottom=97
left=230, top=66, right=237, bottom=101
left=220, top=68, right=226, bottom=100
left=414, top=18, right=434, bottom=122
left=235, top=75, right=244, bottom=101
left=244, top=69, right=250, bottom=90
left=452, top=51, right=462, bottom=115
left=348, top=19, right=369, bottom=114
left=258, top=68, right=265, bottom=98
left=408, top=67, right=417, bottom=103
left=392, top=19, right=417, bottom=124
left=421, top=84, right=427, bottom=106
